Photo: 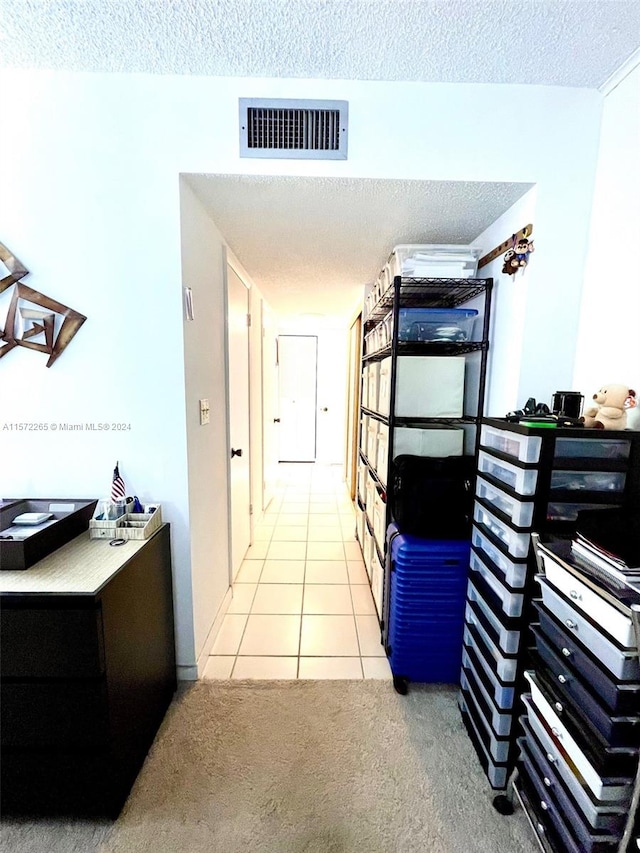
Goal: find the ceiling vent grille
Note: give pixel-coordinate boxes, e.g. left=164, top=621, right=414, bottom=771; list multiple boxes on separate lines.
left=239, top=98, right=348, bottom=160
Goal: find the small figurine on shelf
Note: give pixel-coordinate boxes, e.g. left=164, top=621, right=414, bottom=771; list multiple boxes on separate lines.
left=502, top=233, right=535, bottom=276
left=582, top=384, right=637, bottom=430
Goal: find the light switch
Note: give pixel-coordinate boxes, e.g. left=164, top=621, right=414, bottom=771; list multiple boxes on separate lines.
left=199, top=398, right=210, bottom=425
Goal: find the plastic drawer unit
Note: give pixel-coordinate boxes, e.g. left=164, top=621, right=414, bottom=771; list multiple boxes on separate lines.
left=477, top=450, right=538, bottom=496
left=463, top=608, right=518, bottom=682
left=462, top=643, right=516, bottom=710
left=550, top=470, right=626, bottom=495
left=460, top=667, right=513, bottom=741
left=469, top=549, right=525, bottom=617
left=465, top=583, right=522, bottom=655
left=480, top=424, right=542, bottom=464
left=471, top=528, right=528, bottom=587
left=475, top=476, right=534, bottom=528
left=554, top=437, right=631, bottom=461
left=473, top=501, right=530, bottom=558
left=458, top=692, right=509, bottom=789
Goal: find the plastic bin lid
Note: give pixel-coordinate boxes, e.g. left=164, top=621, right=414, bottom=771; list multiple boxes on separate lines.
left=398, top=307, right=478, bottom=317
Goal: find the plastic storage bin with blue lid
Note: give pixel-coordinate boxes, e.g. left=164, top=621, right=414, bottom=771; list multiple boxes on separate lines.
left=398, top=307, right=478, bottom=342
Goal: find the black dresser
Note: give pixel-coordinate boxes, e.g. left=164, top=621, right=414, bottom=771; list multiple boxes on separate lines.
left=0, top=524, right=176, bottom=816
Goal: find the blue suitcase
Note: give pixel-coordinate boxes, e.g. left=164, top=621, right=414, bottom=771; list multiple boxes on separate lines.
left=386, top=522, right=470, bottom=692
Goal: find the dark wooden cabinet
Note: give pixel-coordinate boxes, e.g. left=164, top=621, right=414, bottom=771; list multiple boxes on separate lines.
left=0, top=524, right=176, bottom=816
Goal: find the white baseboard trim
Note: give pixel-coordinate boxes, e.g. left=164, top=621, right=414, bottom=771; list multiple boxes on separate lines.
left=196, top=585, right=233, bottom=678
left=177, top=663, right=199, bottom=681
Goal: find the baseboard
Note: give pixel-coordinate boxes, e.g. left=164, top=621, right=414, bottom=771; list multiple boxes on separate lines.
left=196, top=585, right=233, bottom=678
left=177, top=663, right=199, bottom=681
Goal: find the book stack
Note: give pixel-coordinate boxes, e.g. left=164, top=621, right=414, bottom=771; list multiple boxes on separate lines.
left=570, top=508, right=640, bottom=600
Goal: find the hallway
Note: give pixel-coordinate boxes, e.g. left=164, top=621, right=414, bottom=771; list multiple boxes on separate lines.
left=203, top=464, right=391, bottom=680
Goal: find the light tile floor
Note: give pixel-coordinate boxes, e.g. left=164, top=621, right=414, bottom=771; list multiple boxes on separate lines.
left=203, top=463, right=392, bottom=681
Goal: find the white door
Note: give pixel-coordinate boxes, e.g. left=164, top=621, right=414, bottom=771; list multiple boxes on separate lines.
left=315, top=329, right=348, bottom=464
left=278, top=335, right=317, bottom=462
left=227, top=265, right=251, bottom=581
left=261, top=302, right=279, bottom=511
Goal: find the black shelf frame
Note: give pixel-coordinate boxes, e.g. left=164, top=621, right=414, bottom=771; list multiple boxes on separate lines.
left=358, top=274, right=494, bottom=649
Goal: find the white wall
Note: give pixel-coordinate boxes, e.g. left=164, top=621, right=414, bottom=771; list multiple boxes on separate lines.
left=180, top=180, right=231, bottom=674
left=573, top=64, right=640, bottom=414
left=472, top=188, right=538, bottom=416
left=0, top=68, right=604, bottom=673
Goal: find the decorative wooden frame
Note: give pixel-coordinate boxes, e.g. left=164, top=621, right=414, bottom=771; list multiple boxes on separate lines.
left=0, top=240, right=86, bottom=367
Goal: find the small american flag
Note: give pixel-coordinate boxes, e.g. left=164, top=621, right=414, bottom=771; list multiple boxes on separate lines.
left=111, top=462, right=126, bottom=502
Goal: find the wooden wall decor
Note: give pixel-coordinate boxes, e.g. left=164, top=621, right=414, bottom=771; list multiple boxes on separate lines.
left=477, top=224, right=534, bottom=270
left=0, top=240, right=87, bottom=367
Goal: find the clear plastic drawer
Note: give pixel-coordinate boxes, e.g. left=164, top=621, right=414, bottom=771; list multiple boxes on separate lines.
left=550, top=470, right=625, bottom=494
left=478, top=450, right=538, bottom=496
left=480, top=425, right=541, bottom=463
left=469, top=549, right=525, bottom=616
left=473, top=503, right=530, bottom=558
left=462, top=643, right=516, bottom=709
left=554, top=438, right=631, bottom=461
left=546, top=502, right=613, bottom=522
left=463, top=618, right=518, bottom=682
left=466, top=586, right=521, bottom=655
left=475, top=477, right=534, bottom=528
left=471, top=528, right=528, bottom=587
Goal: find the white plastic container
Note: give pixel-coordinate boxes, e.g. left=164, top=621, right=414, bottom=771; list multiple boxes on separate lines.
left=478, top=450, right=538, bottom=496
left=475, top=476, right=534, bottom=528
left=357, top=462, right=368, bottom=506
left=471, top=528, right=528, bottom=588
left=473, top=502, right=530, bottom=558
left=395, top=356, right=465, bottom=418
left=376, top=423, right=389, bottom=484
left=393, top=426, right=464, bottom=458
left=366, top=418, right=379, bottom=466
left=463, top=621, right=518, bottom=682
left=360, top=415, right=369, bottom=458
left=363, top=523, right=374, bottom=582
left=480, top=424, right=541, bottom=464
left=389, top=244, right=481, bottom=279
left=356, top=504, right=365, bottom=548
left=367, top=361, right=379, bottom=412
left=361, top=364, right=370, bottom=409
left=377, top=357, right=392, bottom=416
left=365, top=471, right=377, bottom=528
left=372, top=488, right=386, bottom=554
left=371, top=545, right=384, bottom=618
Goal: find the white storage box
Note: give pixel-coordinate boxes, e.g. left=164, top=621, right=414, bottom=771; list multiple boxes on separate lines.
left=394, top=426, right=463, bottom=458
left=478, top=450, right=538, bottom=496
left=363, top=523, right=374, bottom=582
left=473, top=502, right=530, bottom=558
left=366, top=418, right=379, bottom=466
left=371, top=545, right=384, bottom=618
left=475, top=476, right=534, bottom=528
left=377, top=357, right=392, bottom=416
left=373, top=488, right=386, bottom=554
left=389, top=244, right=481, bottom=279
left=480, top=424, right=541, bottom=464
left=359, top=415, right=369, bottom=457
left=356, top=504, right=365, bottom=548
left=367, top=361, right=379, bottom=411
left=376, top=423, right=389, bottom=483
left=357, top=462, right=368, bottom=505
left=471, top=528, right=528, bottom=588
left=361, top=364, right=370, bottom=409
left=395, top=356, right=465, bottom=418
left=365, top=471, right=377, bottom=528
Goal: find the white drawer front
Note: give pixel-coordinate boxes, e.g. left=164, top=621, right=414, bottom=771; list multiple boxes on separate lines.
left=542, top=555, right=635, bottom=648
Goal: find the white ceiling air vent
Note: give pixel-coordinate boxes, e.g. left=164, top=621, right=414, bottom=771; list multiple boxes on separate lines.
left=239, top=98, right=348, bottom=160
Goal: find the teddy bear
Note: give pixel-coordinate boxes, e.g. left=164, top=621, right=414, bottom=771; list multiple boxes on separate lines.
left=582, top=384, right=637, bottom=430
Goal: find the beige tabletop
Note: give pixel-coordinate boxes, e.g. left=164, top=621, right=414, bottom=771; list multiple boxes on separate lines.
left=0, top=530, right=155, bottom=595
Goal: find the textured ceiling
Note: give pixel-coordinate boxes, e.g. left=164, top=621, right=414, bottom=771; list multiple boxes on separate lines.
left=185, top=175, right=533, bottom=316
left=1, top=1, right=639, bottom=87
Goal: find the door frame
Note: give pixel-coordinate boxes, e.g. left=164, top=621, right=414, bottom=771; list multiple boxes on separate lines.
left=224, top=251, right=253, bottom=583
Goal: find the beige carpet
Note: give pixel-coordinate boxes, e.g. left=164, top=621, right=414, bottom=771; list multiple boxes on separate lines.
left=1, top=680, right=537, bottom=853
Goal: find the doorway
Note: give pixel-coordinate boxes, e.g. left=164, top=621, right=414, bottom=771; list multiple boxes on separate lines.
left=277, top=335, right=318, bottom=462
